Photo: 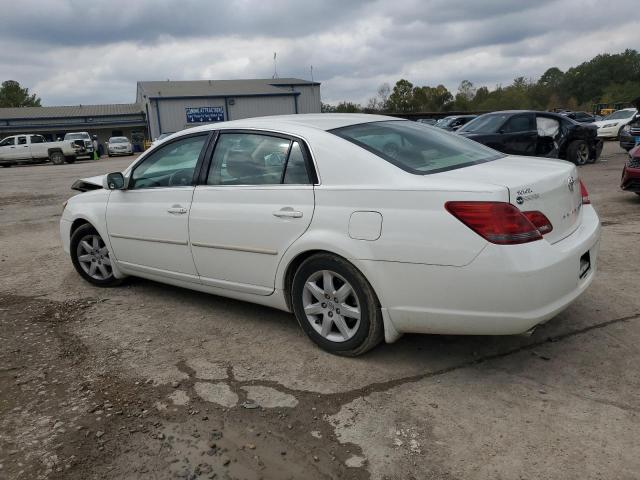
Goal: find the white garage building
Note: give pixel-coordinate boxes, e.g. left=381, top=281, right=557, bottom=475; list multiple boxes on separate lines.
left=136, top=78, right=321, bottom=139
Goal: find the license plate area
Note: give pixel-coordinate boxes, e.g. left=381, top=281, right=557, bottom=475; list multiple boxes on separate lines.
left=579, top=251, right=591, bottom=279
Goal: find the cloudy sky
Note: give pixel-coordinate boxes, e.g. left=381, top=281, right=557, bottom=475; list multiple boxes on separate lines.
left=2, top=0, right=638, bottom=106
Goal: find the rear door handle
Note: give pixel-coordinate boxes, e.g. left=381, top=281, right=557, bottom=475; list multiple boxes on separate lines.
left=167, top=205, right=188, bottom=215
left=273, top=208, right=303, bottom=218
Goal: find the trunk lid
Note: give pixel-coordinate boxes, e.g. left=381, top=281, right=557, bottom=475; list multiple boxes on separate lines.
left=437, top=156, right=583, bottom=243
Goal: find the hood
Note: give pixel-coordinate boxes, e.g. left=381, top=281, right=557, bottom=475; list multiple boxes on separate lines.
left=71, top=175, right=104, bottom=192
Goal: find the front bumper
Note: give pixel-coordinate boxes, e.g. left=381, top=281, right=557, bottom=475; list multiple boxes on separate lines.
left=597, top=125, right=620, bottom=138
left=621, top=164, right=640, bottom=192
left=108, top=149, right=132, bottom=155
left=363, top=205, right=601, bottom=336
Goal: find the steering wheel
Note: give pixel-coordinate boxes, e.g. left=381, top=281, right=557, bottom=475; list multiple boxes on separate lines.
left=168, top=168, right=193, bottom=187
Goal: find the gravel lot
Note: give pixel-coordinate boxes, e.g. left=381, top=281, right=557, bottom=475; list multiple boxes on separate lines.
left=1, top=143, right=639, bottom=480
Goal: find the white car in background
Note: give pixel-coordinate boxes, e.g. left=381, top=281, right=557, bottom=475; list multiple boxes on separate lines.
left=593, top=108, right=638, bottom=138
left=60, top=114, right=600, bottom=356
left=107, top=136, right=133, bottom=156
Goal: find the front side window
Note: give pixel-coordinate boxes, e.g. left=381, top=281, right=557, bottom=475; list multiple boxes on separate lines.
left=30, top=135, right=44, bottom=144
left=17, top=136, right=27, bottom=145
left=459, top=114, right=510, bottom=133
left=207, top=133, right=311, bottom=185
left=130, top=134, right=207, bottom=189
left=0, top=137, right=15, bottom=147
left=331, top=120, right=502, bottom=175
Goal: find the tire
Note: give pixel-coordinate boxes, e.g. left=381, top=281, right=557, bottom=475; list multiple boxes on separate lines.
left=291, top=253, right=384, bottom=356
left=65, top=156, right=76, bottom=164
left=567, top=140, right=589, bottom=165
left=49, top=151, right=65, bottom=165
left=70, top=224, right=122, bottom=287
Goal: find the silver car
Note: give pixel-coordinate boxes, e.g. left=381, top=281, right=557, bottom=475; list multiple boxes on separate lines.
left=107, top=137, right=133, bottom=156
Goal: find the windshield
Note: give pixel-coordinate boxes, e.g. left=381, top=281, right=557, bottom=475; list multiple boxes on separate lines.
left=65, top=133, right=89, bottom=140
left=603, top=110, right=636, bottom=121
left=459, top=113, right=511, bottom=133
left=331, top=120, right=503, bottom=175
left=109, top=137, right=128, bottom=143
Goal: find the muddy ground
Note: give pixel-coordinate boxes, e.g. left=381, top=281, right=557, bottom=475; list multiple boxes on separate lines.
left=1, top=143, right=639, bottom=480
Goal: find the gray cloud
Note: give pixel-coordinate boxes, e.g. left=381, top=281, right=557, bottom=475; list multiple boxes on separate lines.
left=1, top=0, right=638, bottom=106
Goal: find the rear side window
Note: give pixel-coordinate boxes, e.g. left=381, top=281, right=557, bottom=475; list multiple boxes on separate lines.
left=207, top=133, right=312, bottom=185
left=331, top=120, right=502, bottom=175
left=502, top=115, right=535, bottom=133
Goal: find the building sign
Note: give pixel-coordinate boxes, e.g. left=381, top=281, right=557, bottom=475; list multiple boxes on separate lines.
left=186, top=106, right=225, bottom=123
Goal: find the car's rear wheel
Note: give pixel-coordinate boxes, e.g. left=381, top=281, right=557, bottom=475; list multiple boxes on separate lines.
left=568, top=140, right=589, bottom=165
left=70, top=224, right=122, bottom=287
left=49, top=151, right=65, bottom=165
left=291, top=253, right=384, bottom=356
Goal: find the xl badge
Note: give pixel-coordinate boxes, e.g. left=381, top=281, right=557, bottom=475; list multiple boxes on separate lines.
left=567, top=176, right=575, bottom=192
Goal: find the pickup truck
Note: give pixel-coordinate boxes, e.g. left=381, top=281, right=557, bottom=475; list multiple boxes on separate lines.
left=0, top=134, right=80, bottom=167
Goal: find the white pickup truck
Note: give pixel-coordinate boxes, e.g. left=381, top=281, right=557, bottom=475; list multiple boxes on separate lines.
left=0, top=134, right=80, bottom=167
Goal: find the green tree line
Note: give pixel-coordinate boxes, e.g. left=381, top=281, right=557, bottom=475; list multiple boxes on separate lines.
left=322, top=49, right=640, bottom=114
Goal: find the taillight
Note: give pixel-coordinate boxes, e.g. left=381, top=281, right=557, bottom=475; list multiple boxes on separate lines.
left=445, top=201, right=542, bottom=245
left=579, top=179, right=590, bottom=204
left=522, top=211, right=553, bottom=235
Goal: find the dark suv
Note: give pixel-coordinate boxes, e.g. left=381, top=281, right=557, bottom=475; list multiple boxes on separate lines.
left=457, top=110, right=603, bottom=165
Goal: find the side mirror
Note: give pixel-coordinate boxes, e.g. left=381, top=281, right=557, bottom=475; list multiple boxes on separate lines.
left=104, top=172, right=125, bottom=190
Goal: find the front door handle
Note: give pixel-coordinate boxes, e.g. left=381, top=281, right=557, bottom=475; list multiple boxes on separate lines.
left=273, top=207, right=303, bottom=218
left=167, top=205, right=188, bottom=215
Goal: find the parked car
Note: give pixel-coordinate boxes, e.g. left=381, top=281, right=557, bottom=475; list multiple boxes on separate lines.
left=561, top=111, right=598, bottom=123
left=593, top=108, right=638, bottom=138
left=64, top=132, right=94, bottom=158
left=621, top=145, right=640, bottom=196
left=0, top=134, right=79, bottom=167
left=458, top=110, right=602, bottom=165
left=107, top=136, right=133, bottom=156
left=619, top=117, right=640, bottom=151
left=434, top=115, right=477, bottom=131
left=416, top=118, right=437, bottom=126
left=60, top=114, right=600, bottom=356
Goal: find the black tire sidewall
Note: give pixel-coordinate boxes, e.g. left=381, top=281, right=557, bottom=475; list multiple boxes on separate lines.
left=70, top=224, right=120, bottom=287
left=569, top=140, right=588, bottom=165
left=291, top=255, right=377, bottom=353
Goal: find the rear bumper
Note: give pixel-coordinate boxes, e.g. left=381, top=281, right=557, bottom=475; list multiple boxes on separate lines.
left=364, top=205, right=601, bottom=336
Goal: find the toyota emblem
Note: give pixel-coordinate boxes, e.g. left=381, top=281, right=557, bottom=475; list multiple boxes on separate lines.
left=567, top=176, right=575, bottom=192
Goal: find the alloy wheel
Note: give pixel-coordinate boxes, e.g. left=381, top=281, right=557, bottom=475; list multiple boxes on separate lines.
left=576, top=143, right=589, bottom=164
left=301, top=270, right=361, bottom=343
left=76, top=234, right=113, bottom=281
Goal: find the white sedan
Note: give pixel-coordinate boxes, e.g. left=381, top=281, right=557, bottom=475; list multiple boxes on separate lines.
left=60, top=114, right=600, bottom=356
left=107, top=136, right=133, bottom=156
left=593, top=108, right=638, bottom=138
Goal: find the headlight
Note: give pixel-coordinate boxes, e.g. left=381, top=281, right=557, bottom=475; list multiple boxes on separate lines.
left=623, top=125, right=631, bottom=133
left=602, top=123, right=618, bottom=128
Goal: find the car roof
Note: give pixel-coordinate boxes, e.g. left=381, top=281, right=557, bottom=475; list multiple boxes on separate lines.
left=186, top=113, right=403, bottom=135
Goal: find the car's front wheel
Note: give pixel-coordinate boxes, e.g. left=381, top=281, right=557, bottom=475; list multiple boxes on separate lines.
left=291, top=253, right=384, bottom=356
left=70, top=224, right=122, bottom=287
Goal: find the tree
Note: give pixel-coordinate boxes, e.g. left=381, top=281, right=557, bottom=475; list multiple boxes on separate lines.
left=366, top=83, right=391, bottom=112
left=387, top=79, right=415, bottom=112
left=454, top=80, right=476, bottom=110
left=334, top=101, right=362, bottom=113
left=0, top=80, right=41, bottom=107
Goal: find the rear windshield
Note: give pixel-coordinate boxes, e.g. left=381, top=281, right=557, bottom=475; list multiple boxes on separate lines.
left=331, top=120, right=502, bottom=174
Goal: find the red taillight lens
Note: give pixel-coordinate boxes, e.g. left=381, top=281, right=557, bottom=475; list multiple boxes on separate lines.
left=445, top=201, right=542, bottom=245
left=522, top=211, right=553, bottom=235
left=579, top=179, right=590, bottom=204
